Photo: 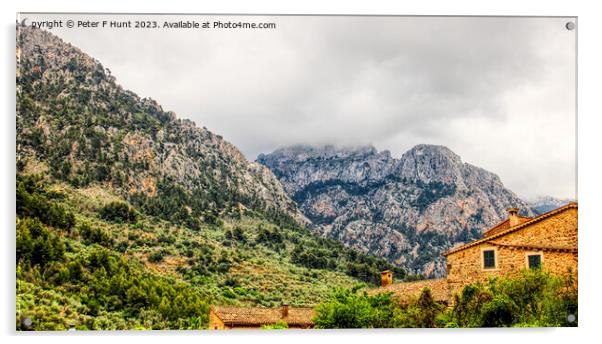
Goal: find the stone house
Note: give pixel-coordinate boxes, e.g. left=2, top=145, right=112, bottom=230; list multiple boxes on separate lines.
left=208, top=305, right=315, bottom=329
left=371, top=202, right=578, bottom=303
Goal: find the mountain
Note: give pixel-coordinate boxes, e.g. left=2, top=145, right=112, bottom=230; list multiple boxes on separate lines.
left=258, top=144, right=534, bottom=277
left=16, top=25, right=306, bottom=229
left=528, top=196, right=574, bottom=216
left=16, top=26, right=405, bottom=330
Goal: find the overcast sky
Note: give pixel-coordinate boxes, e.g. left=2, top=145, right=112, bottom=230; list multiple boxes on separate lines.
left=23, top=14, right=576, bottom=199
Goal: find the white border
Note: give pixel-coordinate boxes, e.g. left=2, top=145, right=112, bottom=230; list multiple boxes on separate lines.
left=3, top=1, right=601, bottom=344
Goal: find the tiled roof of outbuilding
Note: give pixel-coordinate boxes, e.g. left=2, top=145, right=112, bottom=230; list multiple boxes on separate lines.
left=210, top=306, right=315, bottom=326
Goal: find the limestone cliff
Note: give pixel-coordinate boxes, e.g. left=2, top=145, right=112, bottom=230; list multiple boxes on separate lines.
left=258, top=144, right=534, bottom=277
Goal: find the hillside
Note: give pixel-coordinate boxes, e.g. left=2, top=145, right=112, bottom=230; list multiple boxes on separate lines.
left=257, top=144, right=534, bottom=277
left=15, top=25, right=405, bottom=330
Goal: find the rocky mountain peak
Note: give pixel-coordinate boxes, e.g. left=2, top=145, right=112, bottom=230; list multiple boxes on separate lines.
left=256, top=144, right=398, bottom=195
left=257, top=144, right=386, bottom=163
left=258, top=143, right=533, bottom=277
left=397, top=144, right=466, bottom=187
left=403, top=144, right=463, bottom=165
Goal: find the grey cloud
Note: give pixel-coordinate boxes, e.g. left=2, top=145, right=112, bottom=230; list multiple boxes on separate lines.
left=24, top=14, right=576, bottom=199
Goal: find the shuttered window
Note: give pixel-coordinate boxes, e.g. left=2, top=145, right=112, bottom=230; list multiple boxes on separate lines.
left=483, top=249, right=496, bottom=269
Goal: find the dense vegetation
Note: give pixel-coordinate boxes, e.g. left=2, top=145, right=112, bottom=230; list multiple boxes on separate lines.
left=17, top=175, right=209, bottom=330
left=313, top=269, right=578, bottom=328
left=16, top=172, right=408, bottom=330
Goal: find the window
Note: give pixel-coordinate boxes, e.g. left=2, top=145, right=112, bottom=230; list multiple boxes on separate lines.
left=527, top=254, right=542, bottom=269
left=483, top=249, right=496, bottom=269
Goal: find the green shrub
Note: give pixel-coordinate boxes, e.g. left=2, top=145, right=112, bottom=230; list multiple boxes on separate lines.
left=261, top=320, right=288, bottom=329
left=18, top=245, right=210, bottom=330
left=78, top=223, right=113, bottom=247
left=398, top=288, right=445, bottom=328
left=17, top=217, right=65, bottom=268
left=313, top=287, right=402, bottom=328
left=16, top=175, right=75, bottom=230
left=115, top=241, right=129, bottom=253
left=148, top=250, right=166, bottom=263
left=314, top=270, right=577, bottom=328
left=449, top=269, right=578, bottom=327
left=99, top=201, right=137, bottom=223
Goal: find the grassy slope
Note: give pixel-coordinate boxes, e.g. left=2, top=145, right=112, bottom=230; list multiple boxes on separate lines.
left=16, top=169, right=364, bottom=330
left=62, top=182, right=360, bottom=305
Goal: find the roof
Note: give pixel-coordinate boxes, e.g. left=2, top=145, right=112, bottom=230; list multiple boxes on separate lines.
left=368, top=278, right=450, bottom=304
left=482, top=216, right=532, bottom=237
left=443, top=202, right=578, bottom=256
left=210, top=306, right=315, bottom=327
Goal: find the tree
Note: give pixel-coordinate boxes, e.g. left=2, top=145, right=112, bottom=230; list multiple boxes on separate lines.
left=449, top=269, right=578, bottom=327
left=398, top=288, right=444, bottom=328
left=16, top=217, right=65, bottom=268
left=78, top=222, right=113, bottom=246
left=313, top=287, right=402, bottom=328
left=99, top=201, right=137, bottom=223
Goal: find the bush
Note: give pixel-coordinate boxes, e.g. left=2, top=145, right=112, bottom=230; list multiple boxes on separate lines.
left=450, top=269, right=578, bottom=327
left=16, top=175, right=75, bottom=230
left=313, top=287, right=402, bottom=328
left=115, top=241, right=129, bottom=253
left=99, top=201, right=137, bottom=223
left=78, top=223, right=113, bottom=247
left=314, top=269, right=578, bottom=328
left=18, top=245, right=210, bottom=330
left=261, top=320, right=288, bottom=329
left=398, top=288, right=445, bottom=328
left=148, top=250, right=166, bottom=263
left=17, top=217, right=65, bottom=268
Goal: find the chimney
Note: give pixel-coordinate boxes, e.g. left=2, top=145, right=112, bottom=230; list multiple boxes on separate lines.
left=507, top=207, right=520, bottom=227
left=281, top=304, right=289, bottom=317
left=380, top=270, right=393, bottom=287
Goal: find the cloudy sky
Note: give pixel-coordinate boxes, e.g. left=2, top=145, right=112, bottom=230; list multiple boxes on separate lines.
left=23, top=14, right=576, bottom=199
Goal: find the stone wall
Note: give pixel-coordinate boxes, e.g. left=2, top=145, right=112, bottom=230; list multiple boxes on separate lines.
left=445, top=206, right=577, bottom=295
left=208, top=309, right=225, bottom=330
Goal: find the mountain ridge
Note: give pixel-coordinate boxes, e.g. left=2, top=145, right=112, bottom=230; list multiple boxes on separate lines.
left=257, top=143, right=534, bottom=276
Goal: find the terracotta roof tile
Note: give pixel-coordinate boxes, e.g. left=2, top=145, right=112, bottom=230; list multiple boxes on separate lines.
left=211, top=306, right=315, bottom=326
left=483, top=216, right=532, bottom=238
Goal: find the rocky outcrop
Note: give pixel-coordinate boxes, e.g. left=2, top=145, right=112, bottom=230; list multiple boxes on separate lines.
left=258, top=144, right=533, bottom=277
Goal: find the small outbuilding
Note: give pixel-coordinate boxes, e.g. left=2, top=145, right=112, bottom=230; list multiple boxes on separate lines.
left=209, top=305, right=315, bottom=329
